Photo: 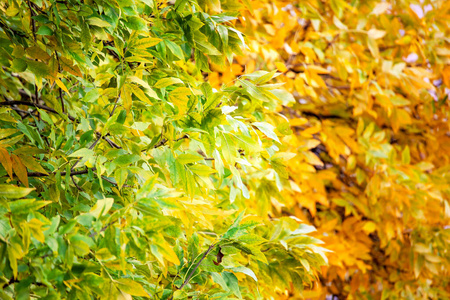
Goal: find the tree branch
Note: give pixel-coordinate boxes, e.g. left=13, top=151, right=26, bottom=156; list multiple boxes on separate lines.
left=0, top=100, right=76, bottom=121
left=170, top=243, right=216, bottom=299
left=28, top=169, right=90, bottom=177
left=54, top=51, right=66, bottom=113
left=154, top=134, right=189, bottom=149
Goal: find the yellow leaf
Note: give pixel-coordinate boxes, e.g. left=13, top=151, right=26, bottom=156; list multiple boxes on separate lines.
left=55, top=78, right=71, bottom=95
left=121, top=84, right=133, bottom=112
left=168, top=87, right=191, bottom=115
left=28, top=218, right=46, bottom=243
left=116, top=279, right=149, bottom=297
left=154, top=77, right=184, bottom=88
left=275, top=62, right=288, bottom=72
left=133, top=37, right=162, bottom=49
left=132, top=87, right=152, bottom=104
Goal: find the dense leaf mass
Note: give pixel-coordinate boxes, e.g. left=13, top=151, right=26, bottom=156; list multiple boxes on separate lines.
left=0, top=0, right=328, bottom=299
left=210, top=0, right=450, bottom=299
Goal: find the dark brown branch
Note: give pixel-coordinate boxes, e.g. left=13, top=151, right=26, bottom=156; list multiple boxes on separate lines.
left=0, top=100, right=76, bottom=121
left=28, top=169, right=90, bottom=177
left=301, top=111, right=350, bottom=120
left=27, top=0, right=40, bottom=107
left=95, top=132, right=121, bottom=149
left=154, top=137, right=167, bottom=148
left=154, top=134, right=189, bottom=149
left=9, top=106, right=34, bottom=119
left=54, top=51, right=65, bottom=113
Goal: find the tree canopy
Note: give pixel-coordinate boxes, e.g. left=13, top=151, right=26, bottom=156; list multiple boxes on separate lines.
left=0, top=0, right=330, bottom=299
left=212, top=0, right=450, bottom=299
left=1, top=0, right=450, bottom=300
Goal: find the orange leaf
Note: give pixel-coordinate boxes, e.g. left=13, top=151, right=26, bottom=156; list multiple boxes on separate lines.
left=0, top=147, right=13, bottom=179
left=11, top=154, right=28, bottom=187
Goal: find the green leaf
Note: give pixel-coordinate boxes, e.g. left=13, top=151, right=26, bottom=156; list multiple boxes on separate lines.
left=165, top=40, right=185, bottom=60
left=236, top=234, right=266, bottom=245
left=222, top=272, right=242, bottom=299
left=154, top=77, right=184, bottom=88
left=115, top=168, right=128, bottom=189
left=88, top=17, right=111, bottom=27
left=36, top=25, right=53, bottom=35
left=71, top=239, right=90, bottom=256
left=252, top=122, right=280, bottom=143
left=125, top=16, right=147, bottom=31
left=188, top=164, right=217, bottom=176
left=0, top=185, right=34, bottom=199
left=223, top=210, right=246, bottom=239
left=194, top=32, right=221, bottom=55
left=176, top=153, right=204, bottom=165
left=211, top=272, right=229, bottom=292
left=89, top=198, right=114, bottom=219
left=83, top=89, right=100, bottom=103
left=69, top=148, right=95, bottom=157
left=113, top=154, right=141, bottom=166
left=11, top=58, right=27, bottom=72
left=9, top=199, right=51, bottom=214
left=229, top=266, right=257, bottom=282
left=0, top=128, right=19, bottom=140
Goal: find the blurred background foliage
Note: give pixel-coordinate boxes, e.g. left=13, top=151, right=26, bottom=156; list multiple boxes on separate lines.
left=206, top=0, right=450, bottom=299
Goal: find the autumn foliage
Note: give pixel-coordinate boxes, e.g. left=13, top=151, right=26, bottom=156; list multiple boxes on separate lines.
left=208, top=0, right=450, bottom=299
left=1, top=0, right=450, bottom=299
left=0, top=0, right=329, bottom=299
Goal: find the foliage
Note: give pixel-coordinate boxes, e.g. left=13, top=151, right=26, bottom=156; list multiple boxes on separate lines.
left=211, top=0, right=450, bottom=299
left=0, top=0, right=329, bottom=299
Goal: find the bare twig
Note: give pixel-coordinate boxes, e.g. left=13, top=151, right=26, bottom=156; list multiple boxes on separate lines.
left=54, top=51, right=65, bottom=113
left=27, top=0, right=39, bottom=107
left=70, top=136, right=101, bottom=172
left=89, top=222, right=113, bottom=238
left=28, top=169, right=90, bottom=177
left=95, top=132, right=121, bottom=149
left=0, top=100, right=76, bottom=121
left=154, top=134, right=189, bottom=149
left=169, top=243, right=216, bottom=300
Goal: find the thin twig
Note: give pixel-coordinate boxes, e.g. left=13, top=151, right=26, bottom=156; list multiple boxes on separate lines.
left=89, top=222, right=113, bottom=238
left=27, top=0, right=39, bottom=107
left=0, top=101, right=121, bottom=149
left=28, top=169, right=90, bottom=177
left=170, top=243, right=216, bottom=298
left=95, top=132, right=121, bottom=149
left=70, top=136, right=101, bottom=172
left=0, top=100, right=76, bottom=121
left=154, top=134, right=189, bottom=149
left=27, top=168, right=129, bottom=188
left=54, top=51, right=65, bottom=113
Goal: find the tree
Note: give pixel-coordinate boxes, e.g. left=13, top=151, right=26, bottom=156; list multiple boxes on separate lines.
left=213, top=0, right=450, bottom=299
left=0, top=0, right=330, bottom=299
